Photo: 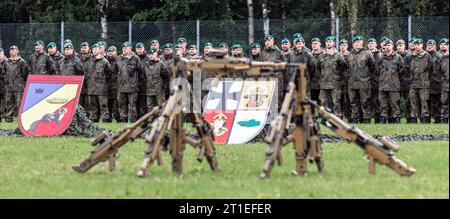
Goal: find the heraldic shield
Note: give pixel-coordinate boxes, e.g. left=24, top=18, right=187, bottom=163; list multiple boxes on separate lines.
left=203, top=80, right=276, bottom=144
left=18, top=75, right=84, bottom=136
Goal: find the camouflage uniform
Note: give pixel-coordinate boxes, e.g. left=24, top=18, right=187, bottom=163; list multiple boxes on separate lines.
left=287, top=47, right=315, bottom=98
left=261, top=45, right=286, bottom=105
left=310, top=48, right=323, bottom=103
left=397, top=50, right=412, bottom=119
left=114, top=53, right=144, bottom=122
left=370, top=49, right=383, bottom=122
left=106, top=55, right=120, bottom=121
left=340, top=50, right=351, bottom=119
left=407, top=50, right=433, bottom=122
left=428, top=50, right=443, bottom=122
left=49, top=51, right=64, bottom=74
left=317, top=47, right=347, bottom=117
left=57, top=54, right=84, bottom=76
left=347, top=48, right=376, bottom=123
left=377, top=51, right=404, bottom=122
left=161, top=53, right=175, bottom=100
left=86, top=55, right=111, bottom=122
left=143, top=58, right=168, bottom=110
left=78, top=53, right=92, bottom=113
left=4, top=57, right=28, bottom=121
left=27, top=51, right=55, bottom=75
left=440, top=51, right=448, bottom=122
left=0, top=56, right=7, bottom=121
left=137, top=52, right=149, bottom=118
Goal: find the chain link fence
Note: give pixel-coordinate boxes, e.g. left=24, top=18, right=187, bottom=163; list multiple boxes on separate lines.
left=0, top=17, right=448, bottom=58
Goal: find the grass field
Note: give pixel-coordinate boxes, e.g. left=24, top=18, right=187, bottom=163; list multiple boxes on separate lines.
left=0, top=121, right=448, bottom=198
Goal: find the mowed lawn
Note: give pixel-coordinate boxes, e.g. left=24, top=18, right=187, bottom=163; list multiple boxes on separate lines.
left=0, top=121, right=448, bottom=198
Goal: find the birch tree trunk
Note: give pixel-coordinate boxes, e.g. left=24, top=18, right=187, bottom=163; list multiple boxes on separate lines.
left=247, top=0, right=255, bottom=44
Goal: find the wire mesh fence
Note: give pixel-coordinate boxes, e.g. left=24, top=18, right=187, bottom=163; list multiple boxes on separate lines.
left=0, top=16, right=448, bottom=58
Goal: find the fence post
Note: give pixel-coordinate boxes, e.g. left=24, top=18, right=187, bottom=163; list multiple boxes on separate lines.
left=335, top=17, right=340, bottom=50
left=60, top=21, right=64, bottom=53
left=129, top=20, right=132, bottom=44
left=408, top=15, right=412, bottom=42
left=196, top=19, right=200, bottom=50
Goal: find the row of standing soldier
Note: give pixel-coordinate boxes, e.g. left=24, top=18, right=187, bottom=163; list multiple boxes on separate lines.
left=0, top=33, right=448, bottom=124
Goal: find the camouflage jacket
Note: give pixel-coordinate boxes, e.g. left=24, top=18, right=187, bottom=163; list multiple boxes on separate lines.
left=428, top=51, right=443, bottom=94
left=397, top=50, right=412, bottom=91
left=137, top=52, right=149, bottom=95
left=311, top=48, right=324, bottom=89
left=377, top=51, right=404, bottom=92
left=287, top=48, right=315, bottom=89
left=78, top=53, right=92, bottom=94
left=50, top=52, right=64, bottom=73
left=408, top=50, right=433, bottom=89
left=340, top=51, right=350, bottom=88
left=440, top=52, right=449, bottom=92
left=86, top=56, right=111, bottom=96
left=260, top=45, right=286, bottom=62
left=317, top=48, right=348, bottom=89
left=0, top=58, right=6, bottom=91
left=114, top=53, right=144, bottom=93
left=57, top=54, right=84, bottom=76
left=27, top=52, right=55, bottom=75
left=106, top=56, right=118, bottom=98
left=371, top=49, right=383, bottom=89
left=249, top=54, right=264, bottom=62
left=348, top=48, right=376, bottom=89
left=143, top=59, right=169, bottom=95
left=4, top=57, right=28, bottom=92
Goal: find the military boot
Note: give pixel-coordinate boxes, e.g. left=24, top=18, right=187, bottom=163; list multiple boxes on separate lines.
left=406, top=117, right=417, bottom=124
left=433, top=118, right=441, bottom=124
left=5, top=117, right=13, bottom=123
left=360, top=118, right=371, bottom=124
left=420, top=116, right=431, bottom=124
left=379, top=117, right=387, bottom=124
left=392, top=117, right=401, bottom=124
left=442, top=118, right=449, bottom=123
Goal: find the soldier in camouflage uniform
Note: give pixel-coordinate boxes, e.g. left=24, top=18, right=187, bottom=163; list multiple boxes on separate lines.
left=177, top=38, right=188, bottom=57
left=162, top=43, right=175, bottom=100
left=201, top=42, right=213, bottom=59
left=426, top=39, right=444, bottom=123
left=439, top=38, right=449, bottom=123
left=249, top=43, right=263, bottom=61
left=280, top=38, right=291, bottom=57
left=187, top=45, right=200, bottom=60
left=97, top=41, right=107, bottom=57
left=367, top=38, right=382, bottom=123
left=27, top=40, right=55, bottom=75
left=0, top=48, right=7, bottom=122
left=407, top=38, right=433, bottom=124
left=310, top=37, right=323, bottom=103
left=231, top=44, right=246, bottom=58
left=47, top=42, right=64, bottom=74
left=347, top=35, right=376, bottom=124
left=135, top=42, right=149, bottom=118
left=218, top=43, right=230, bottom=58
left=339, top=39, right=352, bottom=120
left=113, top=41, right=144, bottom=123
left=78, top=42, right=91, bottom=114
left=86, top=43, right=112, bottom=122
left=150, top=40, right=164, bottom=58
left=57, top=43, right=84, bottom=76
left=317, top=36, right=348, bottom=118
left=174, top=44, right=184, bottom=58
left=377, top=39, right=404, bottom=124
left=4, top=46, right=28, bottom=122
left=292, top=33, right=311, bottom=53
left=144, top=48, right=169, bottom=110
left=64, top=39, right=79, bottom=57
left=395, top=39, right=412, bottom=121
left=106, top=46, right=120, bottom=121
left=262, top=35, right=287, bottom=105
left=287, top=37, right=314, bottom=99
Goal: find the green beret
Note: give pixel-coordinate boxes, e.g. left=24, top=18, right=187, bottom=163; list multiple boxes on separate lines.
left=91, top=43, right=99, bottom=49
left=97, top=41, right=107, bottom=46
left=281, top=38, right=290, bottom=44
left=174, top=44, right=182, bottom=49
left=108, top=46, right=117, bottom=51
left=264, top=35, right=274, bottom=41
left=439, top=38, right=449, bottom=45
left=35, top=40, right=44, bottom=46
left=426, top=39, right=436, bottom=45
left=352, top=35, right=363, bottom=42
left=414, top=38, right=423, bottom=44
left=250, top=43, right=261, bottom=49
left=148, top=48, right=158, bottom=54
left=80, top=42, right=89, bottom=47
left=47, top=42, right=57, bottom=48
left=380, top=37, right=388, bottom=42
left=64, top=39, right=72, bottom=44
left=396, top=39, right=405, bottom=45
left=177, top=37, right=187, bottom=43
left=292, top=33, right=302, bottom=39
left=384, top=39, right=393, bottom=45
left=325, top=36, right=335, bottom=41
left=367, top=38, right=377, bottom=43
left=163, top=43, right=174, bottom=49
left=231, top=44, right=243, bottom=49
left=339, top=39, right=348, bottom=45
left=150, top=39, right=159, bottom=45
left=218, top=43, right=228, bottom=48
left=64, top=43, right=74, bottom=49
left=294, top=37, right=305, bottom=44
left=9, top=45, right=18, bottom=50
left=409, top=37, right=417, bottom=43
left=203, top=42, right=213, bottom=47
left=122, top=41, right=132, bottom=47
left=135, top=42, right=145, bottom=48
left=188, top=45, right=197, bottom=49
left=311, top=38, right=321, bottom=43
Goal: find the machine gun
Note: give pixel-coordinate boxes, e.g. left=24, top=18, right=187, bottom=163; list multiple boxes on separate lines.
left=72, top=107, right=161, bottom=173
left=260, top=63, right=416, bottom=178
